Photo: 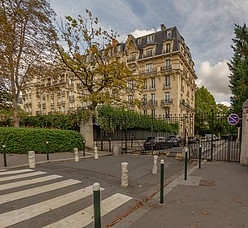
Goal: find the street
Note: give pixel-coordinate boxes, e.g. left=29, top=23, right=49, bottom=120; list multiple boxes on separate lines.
left=0, top=154, right=187, bottom=227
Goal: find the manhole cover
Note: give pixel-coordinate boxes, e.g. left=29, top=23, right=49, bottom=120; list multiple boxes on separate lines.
left=199, top=180, right=215, bottom=186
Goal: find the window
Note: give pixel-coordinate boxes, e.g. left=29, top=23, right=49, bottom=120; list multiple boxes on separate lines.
left=144, top=79, right=148, bottom=89
left=131, top=53, right=136, bottom=61
left=151, top=93, right=155, bottom=101
left=167, top=30, right=171, bottom=38
left=128, top=95, right=133, bottom=101
left=165, top=76, right=170, bottom=86
left=151, top=109, right=155, bottom=117
left=165, top=43, right=171, bottom=53
left=151, top=78, right=156, bottom=89
left=145, top=63, right=153, bottom=73
left=165, top=59, right=171, bottom=68
left=137, top=38, right=141, bottom=45
left=143, top=110, right=147, bottom=115
left=146, top=49, right=153, bottom=57
left=165, top=107, right=170, bottom=117
left=128, top=80, right=134, bottom=90
left=147, top=34, right=154, bottom=43
left=165, top=92, right=170, bottom=102
left=143, top=94, right=147, bottom=102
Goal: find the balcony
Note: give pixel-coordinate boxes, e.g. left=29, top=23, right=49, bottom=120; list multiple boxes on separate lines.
left=161, top=99, right=173, bottom=107
left=149, top=86, right=156, bottom=91
left=149, top=99, right=158, bottom=107
left=161, top=66, right=172, bottom=72
left=141, top=101, right=149, bottom=109
left=139, top=69, right=157, bottom=76
left=163, top=83, right=171, bottom=90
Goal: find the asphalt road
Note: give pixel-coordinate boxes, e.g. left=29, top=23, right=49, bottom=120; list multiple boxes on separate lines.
left=0, top=154, right=189, bottom=227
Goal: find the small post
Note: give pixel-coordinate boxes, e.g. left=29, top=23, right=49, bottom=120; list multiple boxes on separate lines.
left=28, top=151, right=36, bottom=169
left=184, top=147, right=188, bottom=180
left=46, top=141, right=49, bottom=160
left=199, top=144, right=202, bottom=169
left=93, top=183, right=101, bottom=228
left=94, top=146, right=98, bottom=159
left=121, top=162, right=128, bottom=187
left=160, top=159, right=164, bottom=204
left=74, top=148, right=79, bottom=162
left=2, top=145, right=7, bottom=167
left=83, top=140, right=86, bottom=156
left=152, top=155, right=158, bottom=174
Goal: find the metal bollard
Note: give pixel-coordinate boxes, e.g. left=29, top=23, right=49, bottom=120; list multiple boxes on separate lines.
left=2, top=145, right=7, bottom=167
left=199, top=144, right=202, bottom=169
left=93, top=183, right=101, bottom=228
left=160, top=159, right=164, bottom=204
left=152, top=155, right=158, bottom=174
left=121, top=162, right=128, bottom=187
left=184, top=147, right=188, bottom=180
left=74, top=148, right=79, bottom=162
left=94, top=146, right=98, bottom=159
left=83, top=141, right=86, bottom=156
left=28, top=151, right=36, bottom=169
left=46, top=141, right=49, bottom=160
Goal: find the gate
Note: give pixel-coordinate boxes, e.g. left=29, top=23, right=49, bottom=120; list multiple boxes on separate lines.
left=93, top=112, right=242, bottom=162
left=190, top=112, right=242, bottom=162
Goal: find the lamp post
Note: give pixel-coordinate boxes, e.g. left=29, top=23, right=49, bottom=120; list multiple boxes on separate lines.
left=2, top=145, right=7, bottom=167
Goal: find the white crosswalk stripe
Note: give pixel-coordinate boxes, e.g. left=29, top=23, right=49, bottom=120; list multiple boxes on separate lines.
left=0, top=169, right=133, bottom=227
left=0, top=170, right=46, bottom=182
left=44, top=193, right=133, bottom=228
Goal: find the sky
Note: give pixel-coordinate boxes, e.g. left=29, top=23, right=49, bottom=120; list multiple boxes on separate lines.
left=49, top=0, right=248, bottom=106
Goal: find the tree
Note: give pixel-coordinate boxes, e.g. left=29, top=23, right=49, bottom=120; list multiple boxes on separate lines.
left=228, top=23, right=248, bottom=115
left=55, top=9, right=143, bottom=113
left=195, top=86, right=217, bottom=135
left=0, top=0, right=57, bottom=127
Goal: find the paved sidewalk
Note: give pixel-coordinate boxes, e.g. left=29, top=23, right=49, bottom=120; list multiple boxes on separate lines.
left=115, top=161, right=248, bottom=228
left=0, top=150, right=111, bottom=170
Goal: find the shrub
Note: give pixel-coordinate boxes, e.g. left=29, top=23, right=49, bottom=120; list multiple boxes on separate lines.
left=0, top=127, right=84, bottom=154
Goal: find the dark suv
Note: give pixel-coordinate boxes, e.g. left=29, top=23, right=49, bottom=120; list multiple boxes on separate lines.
left=144, top=136, right=172, bottom=150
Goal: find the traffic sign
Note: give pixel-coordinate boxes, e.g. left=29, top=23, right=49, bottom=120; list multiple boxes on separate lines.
left=227, top=113, right=239, bottom=125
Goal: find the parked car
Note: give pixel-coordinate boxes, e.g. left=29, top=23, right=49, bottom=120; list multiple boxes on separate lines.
left=144, top=136, right=172, bottom=150
left=168, top=135, right=182, bottom=146
left=188, top=136, right=199, bottom=144
left=166, top=137, right=180, bottom=147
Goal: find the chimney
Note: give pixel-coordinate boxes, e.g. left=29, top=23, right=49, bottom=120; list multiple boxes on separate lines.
left=161, top=24, right=166, bottom=31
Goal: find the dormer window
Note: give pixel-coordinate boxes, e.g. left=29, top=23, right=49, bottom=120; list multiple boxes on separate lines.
left=146, top=49, right=153, bottom=57
left=167, top=30, right=171, bottom=38
left=165, top=43, right=171, bottom=53
left=137, top=38, right=141, bottom=45
left=147, top=34, right=154, bottom=43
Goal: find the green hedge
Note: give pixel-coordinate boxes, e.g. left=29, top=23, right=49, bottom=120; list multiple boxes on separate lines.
left=0, top=127, right=85, bottom=154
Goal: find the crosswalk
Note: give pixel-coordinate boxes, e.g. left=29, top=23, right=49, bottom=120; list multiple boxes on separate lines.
left=0, top=169, right=132, bottom=227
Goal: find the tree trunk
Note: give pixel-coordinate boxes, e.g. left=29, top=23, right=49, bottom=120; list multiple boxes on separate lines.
left=80, top=115, right=94, bottom=149
left=12, top=96, right=19, bottom=127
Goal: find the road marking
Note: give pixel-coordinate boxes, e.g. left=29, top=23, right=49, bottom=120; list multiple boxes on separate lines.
left=0, top=171, right=46, bottom=182
left=44, top=193, right=133, bottom=228
left=0, top=169, right=33, bottom=176
left=0, top=179, right=81, bottom=204
left=0, top=175, right=62, bottom=191
left=0, top=185, right=105, bottom=227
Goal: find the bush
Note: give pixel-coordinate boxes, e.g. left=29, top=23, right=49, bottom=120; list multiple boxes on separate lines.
left=0, top=127, right=84, bottom=154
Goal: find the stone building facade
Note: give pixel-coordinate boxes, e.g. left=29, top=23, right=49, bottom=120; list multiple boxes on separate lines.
left=22, top=24, right=197, bottom=135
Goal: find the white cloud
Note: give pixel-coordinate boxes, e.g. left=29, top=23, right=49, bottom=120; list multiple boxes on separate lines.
left=196, top=60, right=232, bottom=104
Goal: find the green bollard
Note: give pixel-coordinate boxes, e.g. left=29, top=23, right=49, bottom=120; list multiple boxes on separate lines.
left=93, top=183, right=101, bottom=228
left=2, top=145, right=7, bottom=167
left=46, top=141, right=49, bottom=160
left=184, top=147, right=188, bottom=180
left=199, top=144, right=202, bottom=169
left=160, top=159, right=164, bottom=204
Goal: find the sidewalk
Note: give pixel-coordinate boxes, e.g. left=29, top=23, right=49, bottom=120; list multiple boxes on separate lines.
left=115, top=161, right=248, bottom=228
left=0, top=150, right=111, bottom=170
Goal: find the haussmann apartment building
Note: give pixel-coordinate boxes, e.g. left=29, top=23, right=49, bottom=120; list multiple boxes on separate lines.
left=22, top=24, right=197, bottom=136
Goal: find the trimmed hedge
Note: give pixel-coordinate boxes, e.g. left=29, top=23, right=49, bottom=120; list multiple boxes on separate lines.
left=0, top=127, right=84, bottom=154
